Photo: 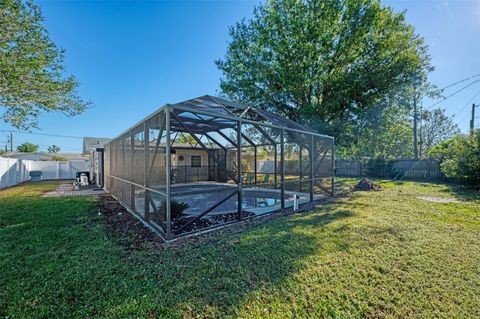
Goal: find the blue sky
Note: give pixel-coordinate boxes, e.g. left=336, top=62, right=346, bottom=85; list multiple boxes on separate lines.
left=1, top=0, right=479, bottom=153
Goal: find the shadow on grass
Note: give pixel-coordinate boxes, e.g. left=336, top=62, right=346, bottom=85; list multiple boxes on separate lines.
left=112, top=207, right=355, bottom=317
left=355, top=178, right=479, bottom=203
left=1, top=184, right=356, bottom=318
left=440, top=184, right=480, bottom=203
left=405, top=178, right=480, bottom=203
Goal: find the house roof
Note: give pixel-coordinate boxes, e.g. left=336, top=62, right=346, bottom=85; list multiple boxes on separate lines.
left=83, top=137, right=112, bottom=154
left=2, top=152, right=88, bottom=161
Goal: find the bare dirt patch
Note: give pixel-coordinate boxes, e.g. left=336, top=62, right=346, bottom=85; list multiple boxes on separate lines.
left=417, top=196, right=459, bottom=203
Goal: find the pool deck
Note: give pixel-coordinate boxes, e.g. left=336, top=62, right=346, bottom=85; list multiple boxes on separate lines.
left=43, top=182, right=106, bottom=197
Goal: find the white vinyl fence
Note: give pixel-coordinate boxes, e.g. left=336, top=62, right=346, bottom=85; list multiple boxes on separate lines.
left=0, top=156, right=88, bottom=189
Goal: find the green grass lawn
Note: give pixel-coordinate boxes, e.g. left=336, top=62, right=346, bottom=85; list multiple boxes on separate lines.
left=1, top=180, right=479, bottom=318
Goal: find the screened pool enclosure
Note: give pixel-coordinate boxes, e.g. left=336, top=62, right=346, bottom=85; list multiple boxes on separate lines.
left=104, top=95, right=334, bottom=240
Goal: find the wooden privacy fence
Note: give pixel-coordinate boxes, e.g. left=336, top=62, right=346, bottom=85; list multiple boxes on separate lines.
left=390, top=159, right=442, bottom=180
left=335, top=159, right=443, bottom=180
left=335, top=160, right=363, bottom=177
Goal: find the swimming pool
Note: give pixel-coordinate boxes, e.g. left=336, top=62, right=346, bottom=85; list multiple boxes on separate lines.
left=172, top=188, right=287, bottom=216
left=138, top=183, right=316, bottom=219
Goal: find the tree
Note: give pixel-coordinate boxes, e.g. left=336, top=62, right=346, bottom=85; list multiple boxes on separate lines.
left=427, top=138, right=453, bottom=162
left=335, top=95, right=415, bottom=159
left=0, top=0, right=90, bottom=129
left=419, top=108, right=459, bottom=157
left=16, top=142, right=38, bottom=152
left=177, top=133, right=197, bottom=146
left=47, top=144, right=60, bottom=153
left=437, top=130, right=480, bottom=187
left=216, top=0, right=433, bottom=149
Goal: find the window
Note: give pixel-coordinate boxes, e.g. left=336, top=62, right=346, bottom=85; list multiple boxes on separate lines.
left=191, top=156, right=201, bottom=167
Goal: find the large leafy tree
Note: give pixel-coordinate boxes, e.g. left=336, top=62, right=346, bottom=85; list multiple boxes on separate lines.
left=216, top=0, right=433, bottom=149
left=0, top=0, right=89, bottom=129
left=338, top=83, right=440, bottom=159
left=337, top=102, right=414, bottom=159
left=419, top=108, right=459, bottom=157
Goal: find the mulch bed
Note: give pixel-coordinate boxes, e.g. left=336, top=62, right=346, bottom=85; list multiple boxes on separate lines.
left=171, top=211, right=256, bottom=235
left=96, top=194, right=164, bottom=250
left=95, top=193, right=335, bottom=249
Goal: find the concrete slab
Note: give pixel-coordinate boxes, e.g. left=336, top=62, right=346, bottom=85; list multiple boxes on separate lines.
left=43, top=182, right=106, bottom=197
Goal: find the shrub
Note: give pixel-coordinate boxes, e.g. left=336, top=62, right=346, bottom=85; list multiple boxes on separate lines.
left=51, top=155, right=68, bottom=162
left=427, top=138, right=454, bottom=162
left=170, top=200, right=189, bottom=220
left=151, top=200, right=190, bottom=224
left=39, top=155, right=68, bottom=162
left=437, top=130, right=480, bottom=187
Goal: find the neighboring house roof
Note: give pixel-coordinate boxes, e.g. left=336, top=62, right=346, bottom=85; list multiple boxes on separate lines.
left=83, top=137, right=112, bottom=154
left=1, top=152, right=88, bottom=161
left=157, top=142, right=224, bottom=150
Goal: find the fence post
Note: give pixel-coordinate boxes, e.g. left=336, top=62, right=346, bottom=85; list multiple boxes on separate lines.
left=331, top=140, right=335, bottom=196
left=15, top=159, right=19, bottom=185
left=236, top=119, right=243, bottom=220
left=280, top=129, right=285, bottom=209
left=309, top=135, right=314, bottom=202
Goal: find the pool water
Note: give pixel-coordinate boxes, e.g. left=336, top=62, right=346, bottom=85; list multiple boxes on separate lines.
left=172, top=188, right=290, bottom=216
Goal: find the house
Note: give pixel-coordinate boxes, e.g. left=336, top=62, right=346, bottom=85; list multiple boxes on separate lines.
left=82, top=137, right=112, bottom=154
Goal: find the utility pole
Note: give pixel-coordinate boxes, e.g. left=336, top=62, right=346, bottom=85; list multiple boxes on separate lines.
left=7, top=131, right=13, bottom=152
left=413, top=90, right=418, bottom=159
left=470, top=103, right=478, bottom=134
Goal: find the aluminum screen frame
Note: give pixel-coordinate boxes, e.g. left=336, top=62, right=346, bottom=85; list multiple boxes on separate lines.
left=104, top=96, right=334, bottom=241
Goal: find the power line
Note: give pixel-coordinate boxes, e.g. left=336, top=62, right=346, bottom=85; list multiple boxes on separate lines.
left=453, top=87, right=480, bottom=119
left=2, top=138, right=83, bottom=152
left=425, top=79, right=480, bottom=110
left=0, top=130, right=84, bottom=139
left=1, top=130, right=85, bottom=152
left=440, top=73, right=480, bottom=91
left=6, top=143, right=83, bottom=151
left=458, top=99, right=480, bottom=124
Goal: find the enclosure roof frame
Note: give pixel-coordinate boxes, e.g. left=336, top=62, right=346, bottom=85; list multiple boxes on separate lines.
left=105, top=95, right=334, bottom=147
